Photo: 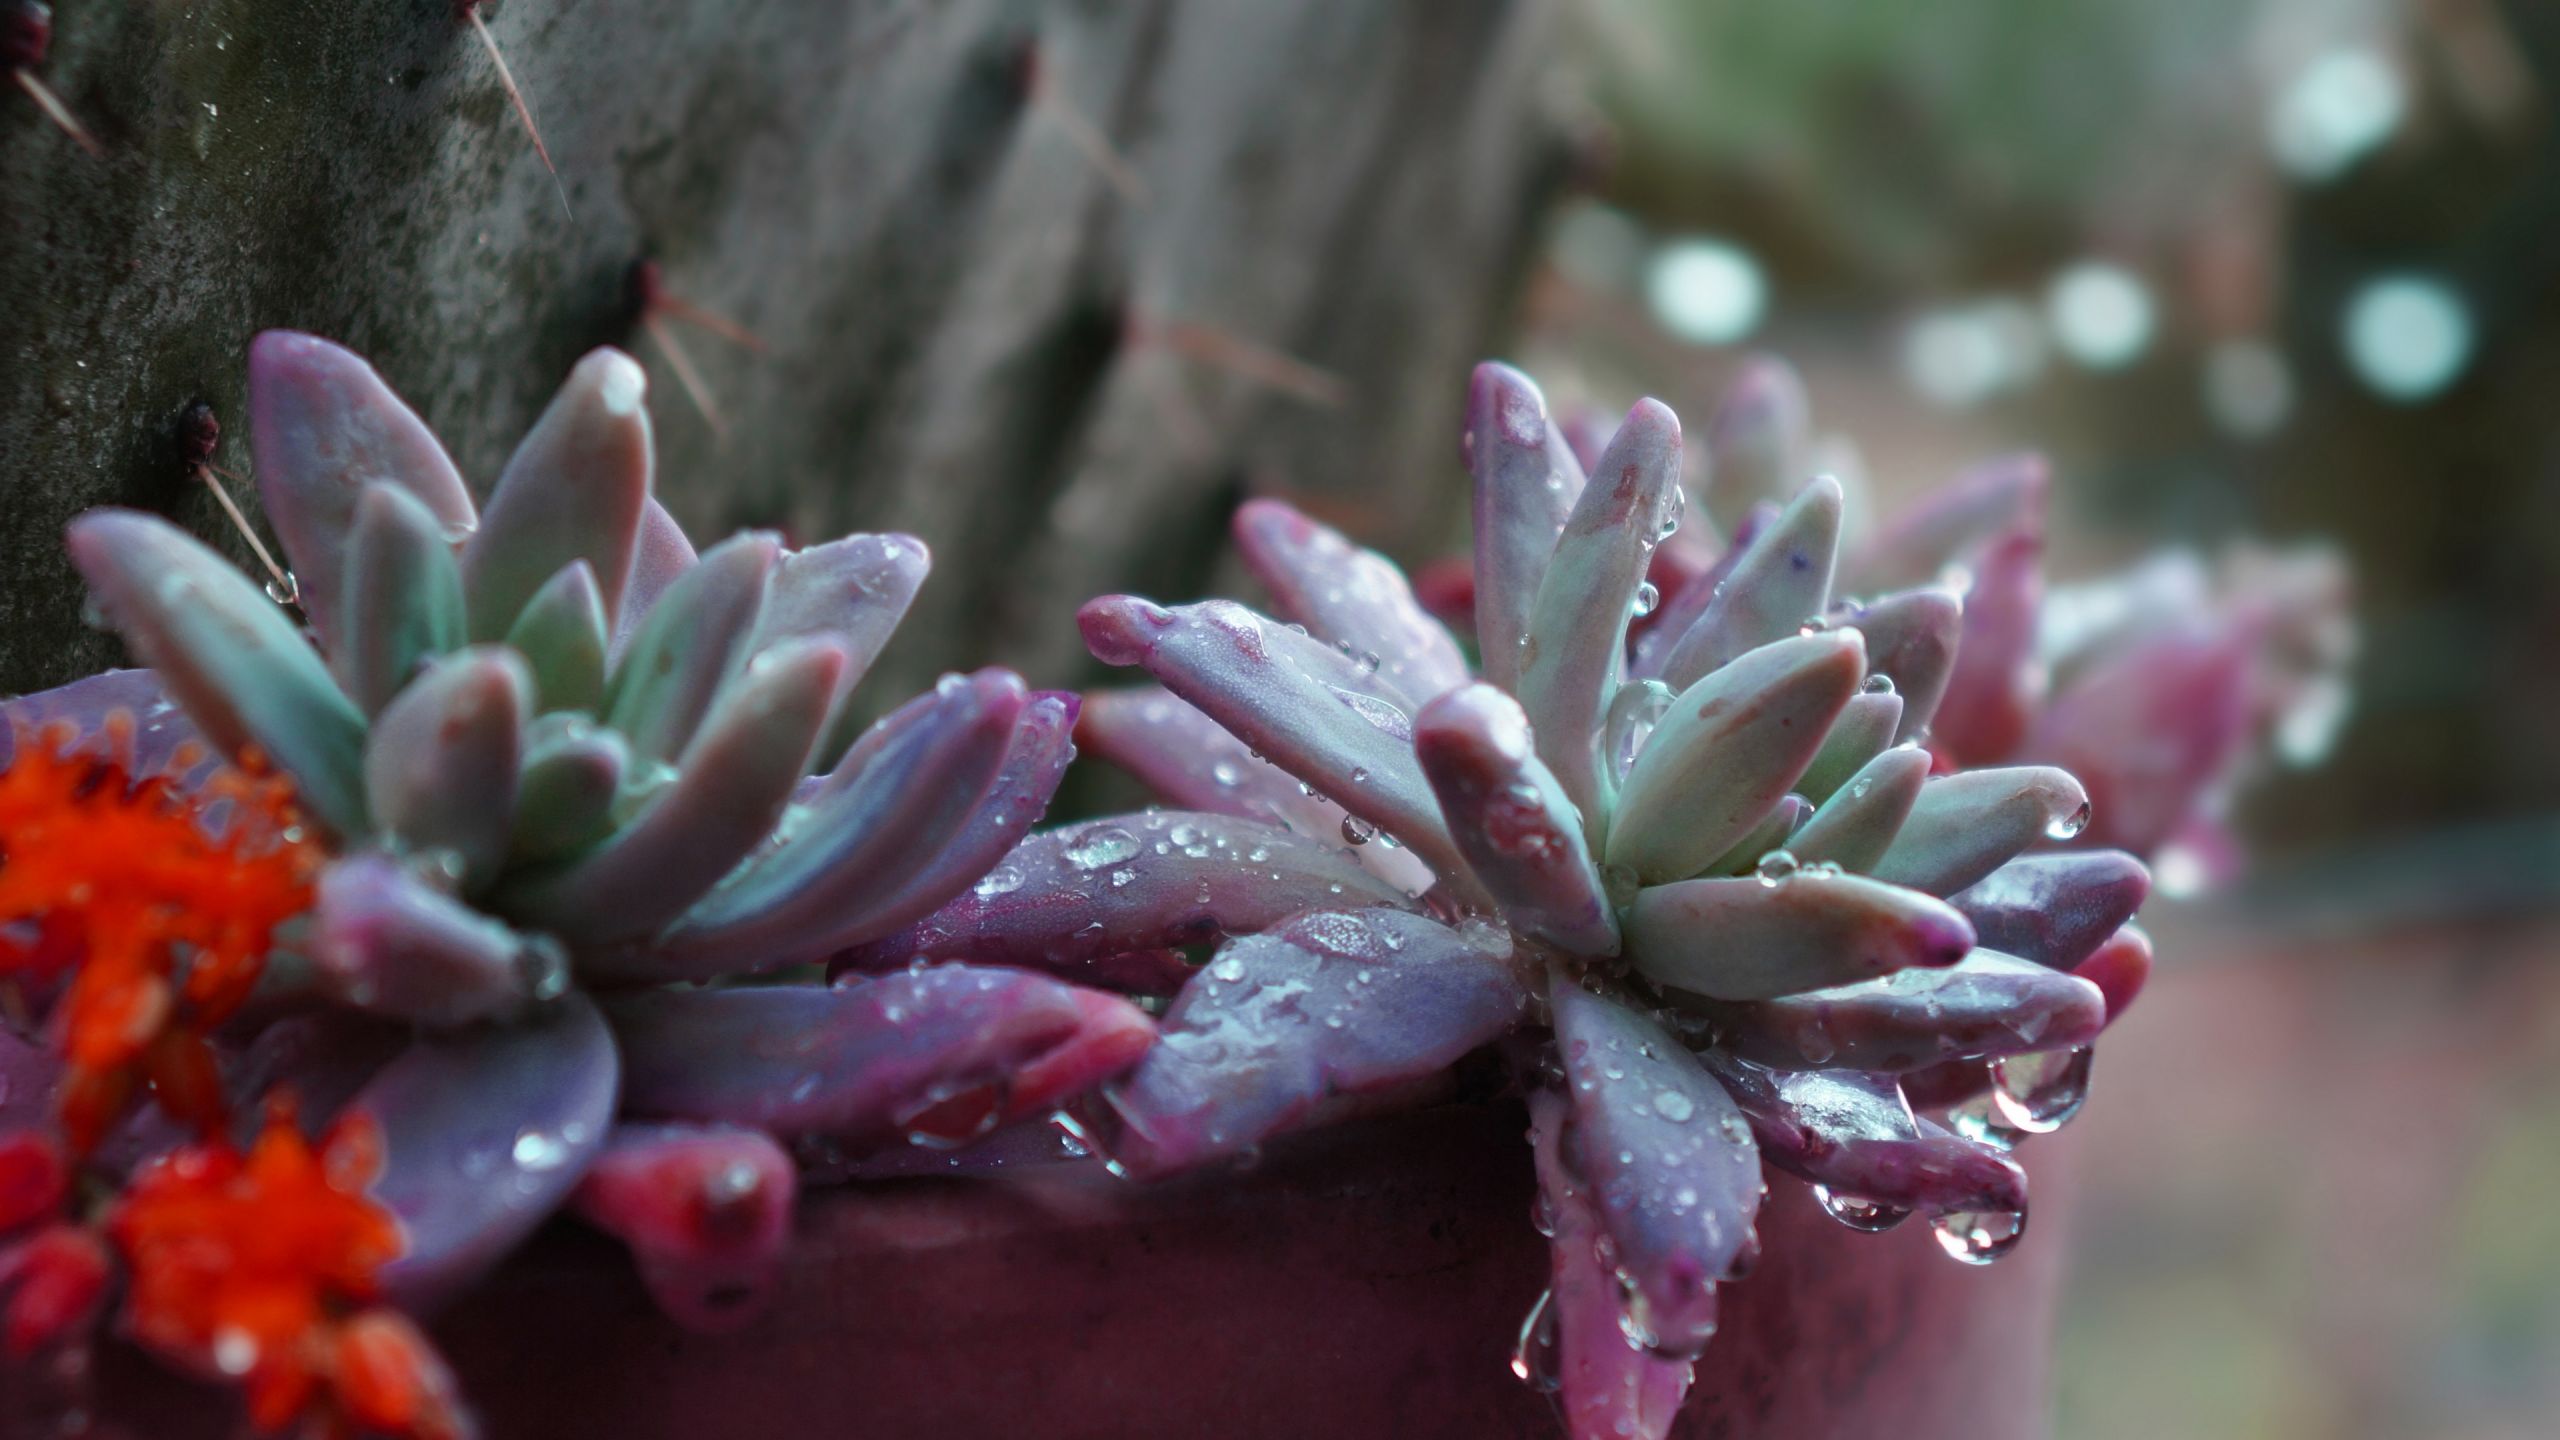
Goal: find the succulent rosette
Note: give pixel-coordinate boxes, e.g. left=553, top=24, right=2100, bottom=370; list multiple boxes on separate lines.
left=0, top=334, right=1152, bottom=1431
left=859, top=362, right=2160, bottom=1439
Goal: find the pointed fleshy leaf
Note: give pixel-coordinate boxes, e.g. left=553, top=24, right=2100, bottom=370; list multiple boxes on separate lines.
left=751, top=533, right=930, bottom=716
left=1517, top=400, right=1685, bottom=834
left=245, top=331, right=476, bottom=651
left=0, top=669, right=201, bottom=779
left=1795, top=689, right=1901, bottom=803
left=1607, top=631, right=1866, bottom=884
left=503, top=639, right=844, bottom=953
left=1078, top=596, right=1458, bottom=877
left=338, top=482, right=467, bottom=717
left=1415, top=685, right=1618, bottom=956
left=1949, top=852, right=2150, bottom=971
left=1466, top=363, right=1585, bottom=692
left=1931, top=525, right=2045, bottom=764
left=608, top=969, right=1155, bottom=1144
left=843, top=811, right=1415, bottom=977
left=1550, top=980, right=1759, bottom=1356
left=645, top=671, right=1026, bottom=974
left=1787, top=744, right=1930, bottom=872
left=1632, top=500, right=1775, bottom=680
left=1698, top=794, right=1808, bottom=878
left=502, top=562, right=609, bottom=714
left=614, top=499, right=698, bottom=651
left=603, top=531, right=778, bottom=764
left=1703, top=950, right=2106, bottom=1072
left=463, top=348, right=654, bottom=640
left=1100, top=909, right=1527, bottom=1177
left=308, top=854, right=561, bottom=1028
left=1654, top=475, right=1842, bottom=691
left=1836, top=587, right=1962, bottom=742
left=2022, top=624, right=2253, bottom=855
left=65, top=510, right=369, bottom=838
left=1075, top=687, right=1436, bottom=894
left=1700, top=1054, right=2027, bottom=1216
left=568, top=1123, right=796, bottom=1333
left=1232, top=499, right=1471, bottom=706
left=1848, top=453, right=2048, bottom=593
left=364, top=647, right=529, bottom=889
left=1700, top=355, right=1809, bottom=531
left=1625, top=870, right=1973, bottom=1001
left=360, top=993, right=619, bottom=1313
left=2074, top=923, right=2153, bottom=1023
left=1526, top=1090, right=1696, bottom=1440
left=508, top=714, right=628, bottom=864
left=1870, top=766, right=2090, bottom=897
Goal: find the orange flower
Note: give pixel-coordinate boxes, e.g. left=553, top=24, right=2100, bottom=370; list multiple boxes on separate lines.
left=111, top=1099, right=465, bottom=1438
left=0, top=717, right=318, bottom=1153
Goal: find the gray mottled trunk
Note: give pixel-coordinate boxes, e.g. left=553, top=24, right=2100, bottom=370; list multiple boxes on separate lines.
left=0, top=0, right=1566, bottom=698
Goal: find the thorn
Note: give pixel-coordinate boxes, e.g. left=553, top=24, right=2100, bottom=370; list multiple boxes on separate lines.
left=9, top=4, right=101, bottom=158
left=632, top=261, right=769, bottom=355
left=12, top=69, right=98, bottom=156
left=1032, top=92, right=1144, bottom=204
left=644, top=312, right=728, bottom=439
left=178, top=403, right=297, bottom=610
left=1132, top=313, right=1348, bottom=409
left=462, top=3, right=572, bottom=222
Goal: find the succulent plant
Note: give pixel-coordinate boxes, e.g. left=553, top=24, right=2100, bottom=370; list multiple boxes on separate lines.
left=0, top=333, right=1153, bottom=1432
left=863, top=362, right=2166, bottom=1440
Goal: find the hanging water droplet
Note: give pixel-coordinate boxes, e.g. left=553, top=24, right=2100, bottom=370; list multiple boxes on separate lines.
left=1658, top=484, right=1685, bottom=539
left=1947, top=1087, right=2026, bottom=1151
left=1630, top=580, right=1660, bottom=618
left=1860, top=673, right=1896, bottom=695
left=1062, top=824, right=1140, bottom=870
left=1340, top=814, right=1375, bottom=846
left=1989, top=1045, right=2095, bottom=1133
left=1930, top=1207, right=2027, bottom=1265
left=264, top=571, right=301, bottom=607
left=1754, top=850, right=1800, bottom=886
left=1813, top=1186, right=1913, bottom=1233
left=2045, top=800, right=2092, bottom=842
left=1511, top=1287, right=1562, bottom=1392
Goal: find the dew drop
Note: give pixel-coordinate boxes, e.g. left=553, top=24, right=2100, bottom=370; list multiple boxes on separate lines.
left=1813, top=1186, right=1913, bottom=1233
left=1860, top=673, right=1896, bottom=695
left=512, top=1130, right=571, bottom=1171
left=1947, top=1087, right=2026, bottom=1151
left=1652, top=1089, right=1694, bottom=1123
left=1989, top=1045, right=2095, bottom=1133
left=1754, top=850, right=1799, bottom=886
left=1630, top=580, right=1660, bottom=618
left=1063, top=824, right=1140, bottom=870
left=1340, top=814, right=1376, bottom=846
left=1930, top=1207, right=2027, bottom=1265
left=1210, top=761, right=1241, bottom=787
left=973, top=864, right=1026, bottom=898
left=264, top=572, right=301, bottom=607
left=2045, top=800, right=2092, bottom=842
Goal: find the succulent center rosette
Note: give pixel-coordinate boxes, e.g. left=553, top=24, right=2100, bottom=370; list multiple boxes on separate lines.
left=861, top=363, right=2161, bottom=1440
left=0, top=334, right=1155, bottom=1431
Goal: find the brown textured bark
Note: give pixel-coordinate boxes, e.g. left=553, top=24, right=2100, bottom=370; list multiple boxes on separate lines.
left=0, top=0, right=1567, bottom=699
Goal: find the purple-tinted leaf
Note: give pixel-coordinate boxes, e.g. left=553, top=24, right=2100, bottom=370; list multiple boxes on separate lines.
left=508, top=714, right=627, bottom=865
left=507, top=640, right=843, bottom=955
left=360, top=993, right=619, bottom=1313
left=1100, top=909, right=1530, bottom=1178
left=1466, top=363, right=1585, bottom=693
left=751, top=533, right=930, bottom=715
left=1948, top=852, right=2151, bottom=971
left=1699, top=1054, right=2027, bottom=1215
left=1631, top=500, right=1776, bottom=681
left=338, top=482, right=467, bottom=718
left=1232, top=499, right=1471, bottom=706
left=1699, top=794, right=1808, bottom=878
left=1607, top=632, right=1866, bottom=884
left=1786, top=745, right=1930, bottom=873
left=2073, top=923, right=2153, bottom=1024
left=1835, top=587, right=1962, bottom=742
left=502, top=561, right=609, bottom=715
left=603, top=531, right=778, bottom=763
left=1550, top=981, right=1758, bottom=1357
left=844, top=810, right=1415, bottom=975
left=364, top=646, right=529, bottom=891
left=1869, top=766, right=2090, bottom=897
left=1796, top=691, right=1901, bottom=803
left=1847, top=453, right=2048, bottom=593
left=614, top=499, right=698, bottom=651
left=1704, top=950, right=2106, bottom=1072
left=607, top=969, right=1155, bottom=1146
left=1078, top=596, right=1458, bottom=875
left=1075, top=687, right=1436, bottom=895
left=1653, top=476, right=1842, bottom=692
left=568, top=1122, right=796, bottom=1333
left=245, top=331, right=476, bottom=653
left=1517, top=400, right=1685, bottom=833
left=646, top=671, right=1025, bottom=972
left=2022, top=624, right=2254, bottom=856
left=1624, top=870, right=1973, bottom=1001
left=309, top=854, right=558, bottom=1028
left=1416, top=685, right=1618, bottom=957
left=1931, top=525, right=2044, bottom=765
left=1525, top=1090, right=1695, bottom=1440
left=66, top=510, right=370, bottom=838
left=462, top=348, right=654, bottom=640
left=0, top=670, right=200, bottom=779
left=1700, top=355, right=1809, bottom=528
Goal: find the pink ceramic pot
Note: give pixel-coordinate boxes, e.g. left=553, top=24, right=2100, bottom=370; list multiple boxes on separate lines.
left=82, top=1101, right=2066, bottom=1439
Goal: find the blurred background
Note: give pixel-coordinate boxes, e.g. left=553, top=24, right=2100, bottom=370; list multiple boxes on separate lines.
left=1522, top=1, right=2560, bottom=1435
